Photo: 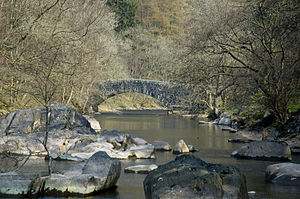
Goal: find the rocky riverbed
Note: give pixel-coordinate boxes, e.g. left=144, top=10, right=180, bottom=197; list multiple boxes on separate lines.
left=1, top=104, right=300, bottom=198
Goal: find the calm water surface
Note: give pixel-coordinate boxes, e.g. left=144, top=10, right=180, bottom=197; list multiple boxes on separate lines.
left=2, top=112, right=299, bottom=199
left=93, top=112, right=300, bottom=199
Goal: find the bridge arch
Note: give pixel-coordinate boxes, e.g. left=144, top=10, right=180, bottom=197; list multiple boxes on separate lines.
left=97, top=79, right=187, bottom=109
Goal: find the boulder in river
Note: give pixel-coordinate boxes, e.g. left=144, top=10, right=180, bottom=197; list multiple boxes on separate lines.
left=0, top=104, right=155, bottom=160
left=0, top=151, right=121, bottom=197
left=68, top=130, right=155, bottom=160
left=143, top=154, right=249, bottom=199
left=42, top=151, right=121, bottom=196
left=231, top=141, right=292, bottom=161
left=213, top=112, right=232, bottom=126
left=83, top=115, right=101, bottom=132
left=173, top=139, right=189, bottom=154
left=153, top=140, right=172, bottom=151
left=265, top=163, right=300, bottom=186
left=0, top=172, right=46, bottom=197
left=127, top=144, right=155, bottom=159
left=0, top=102, right=96, bottom=135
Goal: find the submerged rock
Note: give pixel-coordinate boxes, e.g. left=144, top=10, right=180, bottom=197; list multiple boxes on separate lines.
left=153, top=140, right=172, bottom=151
left=125, top=164, right=158, bottom=174
left=231, top=141, right=292, bottom=161
left=132, top=137, right=148, bottom=145
left=187, top=144, right=199, bottom=152
left=265, top=163, right=300, bottom=186
left=199, top=120, right=210, bottom=124
left=143, top=154, right=248, bottom=199
left=221, top=126, right=238, bottom=133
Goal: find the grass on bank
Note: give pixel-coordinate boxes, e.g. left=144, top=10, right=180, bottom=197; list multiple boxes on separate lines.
left=98, top=92, right=167, bottom=112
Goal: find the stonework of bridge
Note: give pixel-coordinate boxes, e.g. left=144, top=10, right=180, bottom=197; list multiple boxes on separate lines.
left=97, top=79, right=189, bottom=109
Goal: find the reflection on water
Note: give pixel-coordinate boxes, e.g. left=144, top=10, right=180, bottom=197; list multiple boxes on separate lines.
left=1, top=112, right=299, bottom=199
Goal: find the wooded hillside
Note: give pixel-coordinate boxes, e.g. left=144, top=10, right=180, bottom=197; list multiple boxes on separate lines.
left=0, top=0, right=299, bottom=127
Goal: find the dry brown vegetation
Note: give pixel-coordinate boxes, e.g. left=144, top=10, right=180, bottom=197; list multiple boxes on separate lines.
left=0, top=0, right=299, bottom=126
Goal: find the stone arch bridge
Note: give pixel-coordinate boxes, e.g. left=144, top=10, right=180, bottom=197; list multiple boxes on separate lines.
left=92, top=79, right=195, bottom=111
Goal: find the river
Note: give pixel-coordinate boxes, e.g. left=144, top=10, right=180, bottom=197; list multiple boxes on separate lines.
left=2, top=111, right=299, bottom=199
left=91, top=111, right=300, bottom=199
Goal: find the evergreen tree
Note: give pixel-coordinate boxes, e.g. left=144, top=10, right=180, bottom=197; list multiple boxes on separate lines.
left=106, top=0, right=138, bottom=33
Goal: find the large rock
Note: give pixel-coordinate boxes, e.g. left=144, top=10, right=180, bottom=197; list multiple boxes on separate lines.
left=101, top=129, right=133, bottom=149
left=0, top=107, right=154, bottom=160
left=83, top=115, right=101, bottom=132
left=0, top=151, right=121, bottom=197
left=0, top=172, right=46, bottom=197
left=0, top=102, right=96, bottom=135
left=265, top=163, right=300, bottom=186
left=153, top=140, right=172, bottom=151
left=127, top=144, right=155, bottom=159
left=99, top=130, right=155, bottom=159
left=214, top=112, right=232, bottom=126
left=143, top=154, right=248, bottom=199
left=0, top=129, right=97, bottom=157
left=0, top=129, right=155, bottom=160
left=173, top=139, right=189, bottom=154
left=231, top=141, right=292, bottom=161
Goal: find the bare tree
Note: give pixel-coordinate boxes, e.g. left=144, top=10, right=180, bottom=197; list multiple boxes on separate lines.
left=0, top=0, right=129, bottom=112
left=180, top=0, right=300, bottom=125
left=0, top=0, right=131, bottom=173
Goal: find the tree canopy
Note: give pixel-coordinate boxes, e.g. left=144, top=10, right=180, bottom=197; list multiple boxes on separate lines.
left=0, top=0, right=299, bottom=128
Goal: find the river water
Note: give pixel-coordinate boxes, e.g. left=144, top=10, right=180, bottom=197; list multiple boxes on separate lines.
left=92, top=112, right=300, bottom=199
left=2, top=111, right=299, bottom=199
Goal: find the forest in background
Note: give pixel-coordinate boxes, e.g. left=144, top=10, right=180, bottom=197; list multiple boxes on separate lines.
left=0, top=0, right=299, bottom=128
